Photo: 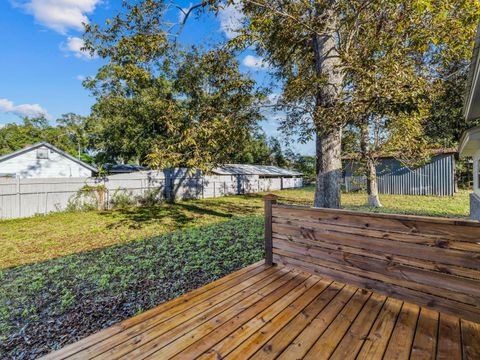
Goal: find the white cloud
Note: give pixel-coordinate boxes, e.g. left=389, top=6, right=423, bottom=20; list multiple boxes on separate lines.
left=13, top=1, right=100, bottom=59
left=18, top=0, right=100, bottom=34
left=218, top=2, right=244, bottom=39
left=76, top=74, right=86, bottom=81
left=242, top=55, right=270, bottom=70
left=0, top=98, right=50, bottom=118
left=62, top=36, right=93, bottom=59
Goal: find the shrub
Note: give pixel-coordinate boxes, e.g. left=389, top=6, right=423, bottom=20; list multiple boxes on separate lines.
left=65, top=185, right=107, bottom=212
left=137, top=188, right=163, bottom=207
left=109, top=188, right=136, bottom=209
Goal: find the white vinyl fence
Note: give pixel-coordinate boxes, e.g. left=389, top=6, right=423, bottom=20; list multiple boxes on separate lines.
left=0, top=170, right=303, bottom=219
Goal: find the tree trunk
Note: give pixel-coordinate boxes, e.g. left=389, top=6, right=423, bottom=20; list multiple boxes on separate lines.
left=314, top=127, right=342, bottom=208
left=366, top=158, right=382, bottom=207
left=360, top=122, right=382, bottom=207
left=312, top=4, right=344, bottom=209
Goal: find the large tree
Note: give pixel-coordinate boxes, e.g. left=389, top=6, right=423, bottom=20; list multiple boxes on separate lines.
left=224, top=0, right=346, bottom=208
left=83, top=3, right=264, bottom=169
left=337, top=3, right=433, bottom=207
left=84, top=0, right=480, bottom=207
left=213, top=0, right=480, bottom=207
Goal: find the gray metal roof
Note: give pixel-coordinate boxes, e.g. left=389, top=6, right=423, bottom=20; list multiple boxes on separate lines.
left=0, top=142, right=97, bottom=172
left=105, top=164, right=149, bottom=173
left=211, top=164, right=302, bottom=176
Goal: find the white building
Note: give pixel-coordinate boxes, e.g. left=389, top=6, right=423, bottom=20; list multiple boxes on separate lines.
left=459, top=24, right=480, bottom=219
left=0, top=142, right=97, bottom=179
left=210, top=164, right=303, bottom=190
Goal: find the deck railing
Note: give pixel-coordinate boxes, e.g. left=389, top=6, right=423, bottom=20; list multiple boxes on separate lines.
left=263, top=194, right=480, bottom=323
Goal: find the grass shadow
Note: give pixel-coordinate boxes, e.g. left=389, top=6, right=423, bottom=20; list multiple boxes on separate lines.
left=99, top=195, right=263, bottom=231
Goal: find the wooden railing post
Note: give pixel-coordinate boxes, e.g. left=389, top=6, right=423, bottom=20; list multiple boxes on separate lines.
left=264, top=194, right=278, bottom=266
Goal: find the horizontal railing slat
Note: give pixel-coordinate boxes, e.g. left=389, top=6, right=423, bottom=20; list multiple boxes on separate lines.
left=272, top=216, right=480, bottom=253
left=272, top=242, right=480, bottom=306
left=272, top=222, right=480, bottom=270
left=272, top=234, right=480, bottom=280
left=273, top=204, right=480, bottom=243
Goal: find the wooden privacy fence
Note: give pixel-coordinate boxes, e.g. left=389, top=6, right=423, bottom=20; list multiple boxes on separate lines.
left=263, top=195, right=480, bottom=323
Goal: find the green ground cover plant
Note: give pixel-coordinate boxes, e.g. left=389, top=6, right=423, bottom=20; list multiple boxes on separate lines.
left=0, top=216, right=264, bottom=359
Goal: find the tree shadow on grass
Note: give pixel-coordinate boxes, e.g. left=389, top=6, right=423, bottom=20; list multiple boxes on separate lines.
left=100, top=195, right=263, bottom=231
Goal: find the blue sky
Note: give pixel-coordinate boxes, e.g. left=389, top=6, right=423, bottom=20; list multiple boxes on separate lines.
left=0, top=1, right=314, bottom=155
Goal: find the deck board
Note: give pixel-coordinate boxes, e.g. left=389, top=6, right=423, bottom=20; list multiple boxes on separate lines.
left=329, top=292, right=387, bottom=360
left=43, top=264, right=480, bottom=360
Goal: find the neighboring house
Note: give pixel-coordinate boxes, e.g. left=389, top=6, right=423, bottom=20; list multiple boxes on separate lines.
left=0, top=142, right=97, bottom=178
left=210, top=164, right=303, bottom=190
left=342, top=149, right=457, bottom=196
left=159, top=164, right=303, bottom=200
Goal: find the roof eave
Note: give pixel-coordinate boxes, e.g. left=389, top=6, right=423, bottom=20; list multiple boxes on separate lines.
left=464, top=23, right=480, bottom=121
left=0, top=142, right=97, bottom=172
left=459, top=125, right=480, bottom=157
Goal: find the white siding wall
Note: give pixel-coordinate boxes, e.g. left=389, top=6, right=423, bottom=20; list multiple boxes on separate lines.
left=0, top=145, right=92, bottom=178
left=282, top=177, right=303, bottom=189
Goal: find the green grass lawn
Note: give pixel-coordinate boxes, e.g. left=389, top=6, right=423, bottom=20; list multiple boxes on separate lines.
left=0, top=186, right=472, bottom=358
left=341, top=189, right=470, bottom=217
left=0, top=186, right=470, bottom=270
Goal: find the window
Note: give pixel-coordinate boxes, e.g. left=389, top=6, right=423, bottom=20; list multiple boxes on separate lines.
left=36, top=148, right=49, bottom=159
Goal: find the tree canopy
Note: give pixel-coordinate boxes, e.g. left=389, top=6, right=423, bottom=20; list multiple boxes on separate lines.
left=0, top=114, right=93, bottom=163
left=82, top=2, right=265, bottom=170
left=206, top=0, right=480, bottom=207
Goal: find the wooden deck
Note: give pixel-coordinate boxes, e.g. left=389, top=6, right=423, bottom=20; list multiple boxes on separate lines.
left=44, top=261, right=480, bottom=360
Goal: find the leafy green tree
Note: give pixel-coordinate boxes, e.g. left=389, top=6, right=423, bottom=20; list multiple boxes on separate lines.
left=231, top=131, right=272, bottom=164
left=425, top=61, right=480, bottom=147
left=148, top=48, right=265, bottom=169
left=83, top=3, right=264, bottom=170
left=268, top=137, right=288, bottom=167
left=0, top=116, right=89, bottom=158
left=286, top=152, right=316, bottom=183
left=0, top=117, right=46, bottom=155
left=345, top=109, right=430, bottom=207
left=56, top=113, right=89, bottom=160
left=423, top=61, right=480, bottom=189
left=197, top=0, right=479, bottom=208
left=85, top=76, right=175, bottom=165
left=340, top=4, right=434, bottom=207
left=343, top=2, right=479, bottom=206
